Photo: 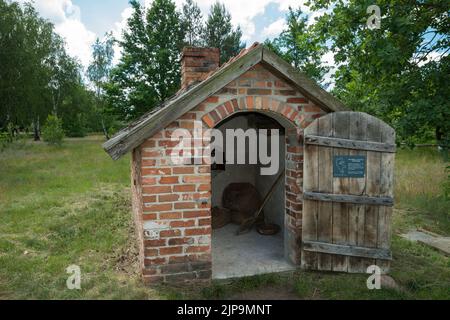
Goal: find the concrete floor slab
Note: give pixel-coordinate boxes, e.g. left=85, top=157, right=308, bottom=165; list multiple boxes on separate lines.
left=212, top=224, right=296, bottom=279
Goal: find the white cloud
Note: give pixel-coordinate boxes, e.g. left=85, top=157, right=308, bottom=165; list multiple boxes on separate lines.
left=111, top=0, right=312, bottom=62
left=19, top=0, right=317, bottom=67
left=262, top=18, right=286, bottom=38
left=274, top=0, right=309, bottom=12
left=171, top=0, right=267, bottom=41
left=17, top=0, right=96, bottom=67
left=111, top=7, right=134, bottom=65
left=415, top=50, right=445, bottom=67
left=31, top=0, right=80, bottom=23
left=54, top=18, right=96, bottom=67
left=307, top=9, right=327, bottom=26
left=320, top=50, right=341, bottom=90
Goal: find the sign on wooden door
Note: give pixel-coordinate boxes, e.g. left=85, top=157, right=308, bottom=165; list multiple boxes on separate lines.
left=301, top=112, right=396, bottom=273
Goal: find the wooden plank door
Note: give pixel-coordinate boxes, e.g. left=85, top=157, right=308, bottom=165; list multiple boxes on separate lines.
left=301, top=112, right=396, bottom=273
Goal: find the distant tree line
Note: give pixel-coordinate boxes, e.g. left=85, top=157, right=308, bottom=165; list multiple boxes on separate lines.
left=0, top=0, right=101, bottom=141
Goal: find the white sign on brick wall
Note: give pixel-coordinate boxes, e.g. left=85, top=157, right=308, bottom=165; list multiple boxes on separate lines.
left=143, top=221, right=169, bottom=240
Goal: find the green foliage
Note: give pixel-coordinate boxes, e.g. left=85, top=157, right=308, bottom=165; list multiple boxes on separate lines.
left=107, top=0, right=184, bottom=121
left=204, top=2, right=245, bottom=64
left=264, top=1, right=449, bottom=145
left=0, top=0, right=95, bottom=140
left=48, top=44, right=83, bottom=117
left=6, top=122, right=15, bottom=143
left=181, top=0, right=204, bottom=46
left=42, top=115, right=64, bottom=145
left=87, top=34, right=115, bottom=96
left=104, top=0, right=246, bottom=122
left=63, top=115, right=87, bottom=138
left=0, top=133, right=10, bottom=151
left=107, top=118, right=128, bottom=138
left=265, top=7, right=330, bottom=84
left=0, top=1, right=53, bottom=131
left=444, top=165, right=450, bottom=200
left=59, top=82, right=98, bottom=137
left=306, top=0, right=450, bottom=145
left=87, top=33, right=117, bottom=139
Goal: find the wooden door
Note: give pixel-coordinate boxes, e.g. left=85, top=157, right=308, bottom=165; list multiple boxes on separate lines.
left=301, top=112, right=396, bottom=273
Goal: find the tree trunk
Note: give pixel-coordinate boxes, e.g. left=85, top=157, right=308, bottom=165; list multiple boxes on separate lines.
left=101, top=117, right=109, bottom=140
left=97, top=97, right=110, bottom=140
left=33, top=116, right=40, bottom=141
left=436, top=126, right=445, bottom=147
left=53, top=89, right=60, bottom=117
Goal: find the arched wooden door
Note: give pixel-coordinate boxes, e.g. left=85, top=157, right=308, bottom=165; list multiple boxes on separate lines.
left=301, top=112, right=396, bottom=273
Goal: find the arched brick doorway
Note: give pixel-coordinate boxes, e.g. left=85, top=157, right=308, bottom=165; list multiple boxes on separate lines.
left=201, top=98, right=305, bottom=275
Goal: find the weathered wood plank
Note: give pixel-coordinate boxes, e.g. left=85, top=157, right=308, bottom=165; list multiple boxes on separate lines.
left=301, top=120, right=319, bottom=270
left=303, top=192, right=394, bottom=206
left=364, top=118, right=382, bottom=269
left=304, top=135, right=396, bottom=153
left=303, top=241, right=392, bottom=260
left=316, top=115, right=333, bottom=271
left=331, top=112, right=350, bottom=272
left=348, top=113, right=368, bottom=273
left=377, top=122, right=396, bottom=272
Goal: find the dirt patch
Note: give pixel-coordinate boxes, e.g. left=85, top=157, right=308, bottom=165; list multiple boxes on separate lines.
left=113, top=222, right=141, bottom=276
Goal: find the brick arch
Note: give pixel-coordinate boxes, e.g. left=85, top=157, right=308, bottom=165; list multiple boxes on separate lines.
left=201, top=96, right=305, bottom=129
left=201, top=96, right=306, bottom=266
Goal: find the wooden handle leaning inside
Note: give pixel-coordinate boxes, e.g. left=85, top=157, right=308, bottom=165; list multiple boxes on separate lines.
left=236, top=168, right=285, bottom=235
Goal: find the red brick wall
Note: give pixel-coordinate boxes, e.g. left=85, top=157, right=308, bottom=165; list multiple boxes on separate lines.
left=136, top=63, right=326, bottom=284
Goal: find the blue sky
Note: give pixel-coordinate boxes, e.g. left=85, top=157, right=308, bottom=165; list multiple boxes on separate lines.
left=73, top=0, right=130, bottom=38
left=19, top=0, right=309, bottom=67
left=71, top=0, right=296, bottom=41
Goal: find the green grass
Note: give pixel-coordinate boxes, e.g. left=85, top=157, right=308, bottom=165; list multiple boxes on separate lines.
left=0, top=137, right=153, bottom=299
left=394, top=148, right=450, bottom=235
left=0, top=137, right=449, bottom=299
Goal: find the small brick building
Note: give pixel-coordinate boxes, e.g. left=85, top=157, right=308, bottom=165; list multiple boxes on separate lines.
left=104, top=43, right=348, bottom=284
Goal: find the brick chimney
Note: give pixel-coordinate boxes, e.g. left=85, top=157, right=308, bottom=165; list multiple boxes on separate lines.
left=181, top=47, right=220, bottom=89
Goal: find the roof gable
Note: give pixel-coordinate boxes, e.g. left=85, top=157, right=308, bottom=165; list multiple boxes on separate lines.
left=103, top=44, right=347, bottom=160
